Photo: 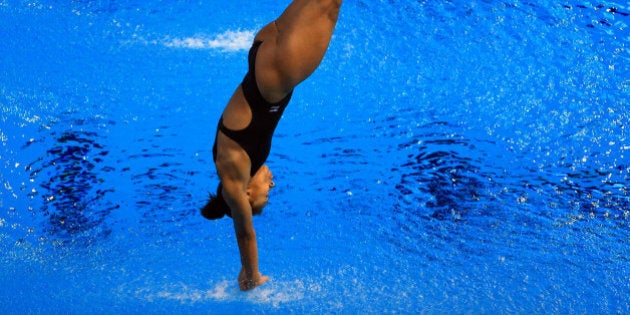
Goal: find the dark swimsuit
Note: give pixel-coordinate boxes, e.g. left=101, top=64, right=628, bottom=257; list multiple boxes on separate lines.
left=213, top=40, right=293, bottom=176
left=204, top=40, right=293, bottom=220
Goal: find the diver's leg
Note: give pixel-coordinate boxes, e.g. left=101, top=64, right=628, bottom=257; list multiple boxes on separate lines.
left=255, top=0, right=342, bottom=101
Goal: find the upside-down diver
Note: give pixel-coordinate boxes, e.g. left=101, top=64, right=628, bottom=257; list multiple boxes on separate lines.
left=201, top=0, right=342, bottom=291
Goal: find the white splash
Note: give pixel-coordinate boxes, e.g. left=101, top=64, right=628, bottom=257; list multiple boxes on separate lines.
left=163, top=30, right=255, bottom=52
left=137, top=279, right=306, bottom=307
left=245, top=280, right=306, bottom=307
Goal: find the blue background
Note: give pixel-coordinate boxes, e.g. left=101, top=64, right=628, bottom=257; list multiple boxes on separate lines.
left=1, top=0, right=629, bottom=313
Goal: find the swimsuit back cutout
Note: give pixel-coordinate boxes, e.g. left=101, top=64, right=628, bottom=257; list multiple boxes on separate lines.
left=214, top=40, right=293, bottom=176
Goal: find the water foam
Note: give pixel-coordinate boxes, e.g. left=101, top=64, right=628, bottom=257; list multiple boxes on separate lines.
left=139, top=279, right=306, bottom=307
left=163, top=30, right=255, bottom=51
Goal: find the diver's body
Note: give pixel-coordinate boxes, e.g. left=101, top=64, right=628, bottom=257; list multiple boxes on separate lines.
left=201, top=0, right=342, bottom=291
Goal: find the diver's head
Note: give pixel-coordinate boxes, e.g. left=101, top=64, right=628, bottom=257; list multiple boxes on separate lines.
left=247, top=165, right=275, bottom=215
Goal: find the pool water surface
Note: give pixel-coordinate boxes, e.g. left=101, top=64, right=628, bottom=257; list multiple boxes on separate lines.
left=1, top=0, right=629, bottom=313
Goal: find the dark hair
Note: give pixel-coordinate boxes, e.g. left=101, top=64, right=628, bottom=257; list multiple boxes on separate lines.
left=200, top=183, right=232, bottom=220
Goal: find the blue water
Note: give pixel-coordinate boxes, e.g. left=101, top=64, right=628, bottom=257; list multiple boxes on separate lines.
left=1, top=0, right=629, bottom=313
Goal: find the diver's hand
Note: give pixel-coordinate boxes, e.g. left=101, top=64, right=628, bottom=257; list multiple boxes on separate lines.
left=238, top=268, right=269, bottom=291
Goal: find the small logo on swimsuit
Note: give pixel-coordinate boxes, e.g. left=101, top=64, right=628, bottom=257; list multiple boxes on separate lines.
left=269, top=105, right=280, bottom=113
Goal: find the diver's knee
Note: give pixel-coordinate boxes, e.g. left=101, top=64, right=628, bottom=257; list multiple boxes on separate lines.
left=318, top=0, right=342, bottom=10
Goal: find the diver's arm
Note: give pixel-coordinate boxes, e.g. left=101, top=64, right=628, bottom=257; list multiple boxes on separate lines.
left=217, top=149, right=269, bottom=291
left=222, top=181, right=268, bottom=290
